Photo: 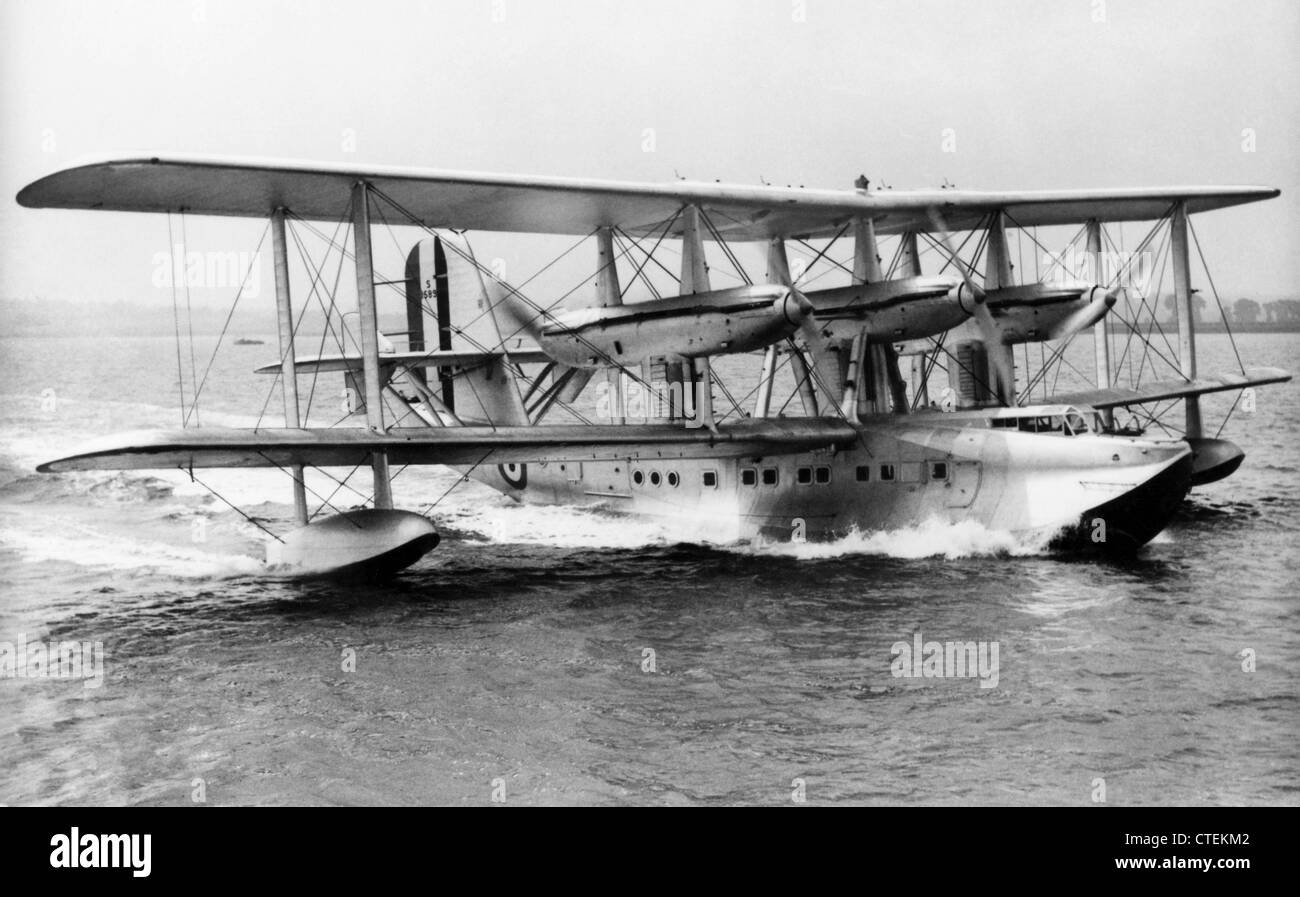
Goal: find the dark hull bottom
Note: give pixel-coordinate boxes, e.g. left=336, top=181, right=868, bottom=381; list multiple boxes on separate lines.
left=1049, top=455, right=1194, bottom=554
left=1187, top=437, right=1245, bottom=486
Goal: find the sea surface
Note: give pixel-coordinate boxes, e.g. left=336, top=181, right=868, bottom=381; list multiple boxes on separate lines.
left=0, top=330, right=1297, bottom=806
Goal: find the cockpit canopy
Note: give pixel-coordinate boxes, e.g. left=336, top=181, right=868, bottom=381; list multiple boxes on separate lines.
left=987, top=405, right=1100, bottom=436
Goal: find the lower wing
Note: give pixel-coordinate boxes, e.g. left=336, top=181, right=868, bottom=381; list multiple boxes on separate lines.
left=1048, top=367, right=1290, bottom=410
left=37, top=420, right=858, bottom=472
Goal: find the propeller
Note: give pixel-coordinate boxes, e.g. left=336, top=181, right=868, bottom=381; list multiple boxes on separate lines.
left=764, top=239, right=831, bottom=357
left=765, top=240, right=824, bottom=341
left=767, top=239, right=836, bottom=400
left=925, top=209, right=1014, bottom=404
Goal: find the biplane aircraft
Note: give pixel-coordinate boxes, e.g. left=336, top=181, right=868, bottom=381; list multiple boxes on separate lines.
left=16, top=156, right=1290, bottom=577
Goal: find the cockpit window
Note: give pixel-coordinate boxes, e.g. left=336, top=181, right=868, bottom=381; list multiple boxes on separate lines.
left=996, top=408, right=1098, bottom=435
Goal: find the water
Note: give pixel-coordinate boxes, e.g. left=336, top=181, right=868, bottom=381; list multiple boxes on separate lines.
left=1, top=331, right=1297, bottom=805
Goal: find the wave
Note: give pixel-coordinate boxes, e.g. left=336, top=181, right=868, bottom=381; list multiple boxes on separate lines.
left=730, top=518, right=1054, bottom=560
left=0, top=394, right=273, bottom=478
left=439, top=499, right=702, bottom=549
left=3, top=468, right=1057, bottom=573
left=0, top=520, right=267, bottom=580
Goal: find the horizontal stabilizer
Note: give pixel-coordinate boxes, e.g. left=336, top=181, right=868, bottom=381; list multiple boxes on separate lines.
left=255, top=348, right=552, bottom=375
left=1048, top=367, right=1291, bottom=410
left=37, top=420, right=858, bottom=473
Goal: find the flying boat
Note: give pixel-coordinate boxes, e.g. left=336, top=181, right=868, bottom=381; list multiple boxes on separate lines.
left=16, top=156, right=1289, bottom=576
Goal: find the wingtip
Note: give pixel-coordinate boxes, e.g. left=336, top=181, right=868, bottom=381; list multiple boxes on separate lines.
left=15, top=181, right=42, bottom=209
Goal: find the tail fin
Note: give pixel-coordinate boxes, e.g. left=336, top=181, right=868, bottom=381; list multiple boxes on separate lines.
left=404, top=234, right=530, bottom=426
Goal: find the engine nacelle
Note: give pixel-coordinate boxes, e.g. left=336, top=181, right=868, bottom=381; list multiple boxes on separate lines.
left=804, top=275, right=977, bottom=343
left=517, top=284, right=810, bottom=368
left=981, top=281, right=1118, bottom=343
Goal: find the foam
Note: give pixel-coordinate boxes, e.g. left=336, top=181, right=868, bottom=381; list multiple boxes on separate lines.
left=442, top=500, right=687, bottom=549
left=732, top=517, right=1053, bottom=560
left=0, top=517, right=266, bottom=580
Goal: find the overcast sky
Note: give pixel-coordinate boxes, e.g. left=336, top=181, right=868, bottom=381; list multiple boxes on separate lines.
left=2, top=0, right=1296, bottom=310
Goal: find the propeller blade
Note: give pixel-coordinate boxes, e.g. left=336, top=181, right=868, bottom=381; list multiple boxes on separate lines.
left=926, top=208, right=1014, bottom=403
left=767, top=237, right=829, bottom=355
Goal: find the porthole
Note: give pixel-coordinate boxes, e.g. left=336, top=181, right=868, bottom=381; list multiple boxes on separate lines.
left=649, top=471, right=662, bottom=487
left=667, top=471, right=679, bottom=487
left=741, top=468, right=757, bottom=487
left=632, top=470, right=645, bottom=486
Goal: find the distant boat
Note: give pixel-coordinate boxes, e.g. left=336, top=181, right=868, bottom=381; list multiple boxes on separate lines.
left=234, top=337, right=265, bottom=345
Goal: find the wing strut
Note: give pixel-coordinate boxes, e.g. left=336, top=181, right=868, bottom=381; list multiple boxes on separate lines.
left=680, top=205, right=717, bottom=431
left=271, top=207, right=309, bottom=524
left=1086, top=219, right=1114, bottom=429
left=351, top=181, right=394, bottom=508
left=1170, top=201, right=1202, bottom=438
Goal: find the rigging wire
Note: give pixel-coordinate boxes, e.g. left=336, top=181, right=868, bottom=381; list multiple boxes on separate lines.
left=615, top=217, right=682, bottom=296
left=286, top=200, right=355, bottom=419
left=254, top=451, right=362, bottom=526
left=611, top=229, right=666, bottom=300
left=1187, top=216, right=1246, bottom=375
left=320, top=193, right=596, bottom=426
left=421, top=449, right=497, bottom=514
left=165, top=212, right=189, bottom=426
left=179, top=212, right=201, bottom=427
left=181, top=466, right=284, bottom=543
left=307, top=460, right=369, bottom=522
left=365, top=184, right=680, bottom=411
left=1019, top=213, right=1173, bottom=400
left=183, top=219, right=271, bottom=425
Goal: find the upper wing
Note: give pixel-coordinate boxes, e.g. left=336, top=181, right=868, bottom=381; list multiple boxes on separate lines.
left=1048, top=367, right=1291, bottom=410
left=36, top=419, right=858, bottom=472
left=16, top=154, right=1280, bottom=240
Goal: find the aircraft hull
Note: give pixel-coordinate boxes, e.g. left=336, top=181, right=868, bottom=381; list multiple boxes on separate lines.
left=1048, top=452, right=1193, bottom=552
left=466, top=416, right=1193, bottom=553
